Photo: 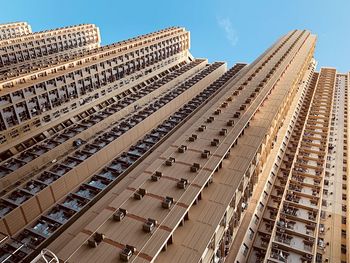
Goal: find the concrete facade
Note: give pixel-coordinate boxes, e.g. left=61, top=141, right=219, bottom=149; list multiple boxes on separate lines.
left=0, top=22, right=348, bottom=263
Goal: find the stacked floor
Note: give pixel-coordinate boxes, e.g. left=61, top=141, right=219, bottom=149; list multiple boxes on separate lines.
left=0, top=22, right=348, bottom=263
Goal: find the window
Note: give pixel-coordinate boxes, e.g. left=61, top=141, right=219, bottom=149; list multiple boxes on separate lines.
left=248, top=228, right=254, bottom=240
left=341, top=230, right=346, bottom=238
left=263, top=191, right=268, bottom=199
left=341, top=245, right=347, bottom=254
left=242, top=244, right=249, bottom=257
left=258, top=202, right=264, bottom=211
left=342, top=205, right=347, bottom=212
left=254, top=214, right=259, bottom=225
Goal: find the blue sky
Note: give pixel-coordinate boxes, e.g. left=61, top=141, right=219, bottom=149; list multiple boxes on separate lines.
left=1, top=0, right=349, bottom=72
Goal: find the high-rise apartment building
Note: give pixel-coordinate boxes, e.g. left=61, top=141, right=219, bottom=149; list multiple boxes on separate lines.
left=0, top=22, right=348, bottom=263
left=233, top=68, right=350, bottom=263
left=0, top=24, right=100, bottom=79
left=0, top=23, right=31, bottom=41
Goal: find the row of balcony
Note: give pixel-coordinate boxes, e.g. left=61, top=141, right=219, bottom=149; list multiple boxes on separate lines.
left=249, top=70, right=319, bottom=263
left=0, top=60, right=201, bottom=180
left=266, top=69, right=335, bottom=263
left=0, top=62, right=243, bottom=262
left=0, top=62, right=223, bottom=217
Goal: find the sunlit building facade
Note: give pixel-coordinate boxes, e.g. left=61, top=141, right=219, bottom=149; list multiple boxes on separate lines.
left=0, top=22, right=348, bottom=263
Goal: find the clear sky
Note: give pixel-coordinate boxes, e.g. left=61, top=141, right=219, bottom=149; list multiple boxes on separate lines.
left=1, top=0, right=349, bottom=72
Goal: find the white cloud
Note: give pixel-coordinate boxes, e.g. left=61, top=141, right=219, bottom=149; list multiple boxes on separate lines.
left=217, top=17, right=238, bottom=47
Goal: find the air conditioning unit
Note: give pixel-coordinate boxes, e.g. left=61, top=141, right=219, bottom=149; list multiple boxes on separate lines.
left=221, top=102, right=228, bottom=108
left=191, top=163, right=201, bottom=172
left=178, top=145, right=187, bottom=153
left=189, top=134, right=197, bottom=142
left=201, top=150, right=211, bottom=159
left=87, top=232, right=105, bottom=248
left=87, top=239, right=97, bottom=248
left=206, top=116, right=214, bottom=123
left=151, top=171, right=162, bottom=181
left=120, top=245, right=136, bottom=262
left=165, top=157, right=175, bottom=166
left=227, top=120, right=234, bottom=126
left=113, top=208, right=127, bottom=221
left=211, top=138, right=220, bottom=146
left=198, top=125, right=206, bottom=132
left=220, top=129, right=227, bottom=136
left=177, top=178, right=188, bottom=189
left=143, top=218, right=157, bottom=233
left=134, top=188, right=147, bottom=200
left=214, top=109, right=221, bottom=115
left=162, top=196, right=174, bottom=209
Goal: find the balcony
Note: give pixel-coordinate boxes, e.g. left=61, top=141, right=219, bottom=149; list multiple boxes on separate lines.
left=62, top=194, right=88, bottom=211
left=0, top=167, right=12, bottom=178
left=97, top=169, right=120, bottom=181
left=45, top=206, right=75, bottom=224
left=87, top=176, right=110, bottom=190
left=62, top=128, right=78, bottom=138
left=72, top=150, right=91, bottom=161
left=4, top=190, right=33, bottom=205
left=16, top=229, right=45, bottom=249
left=82, top=144, right=100, bottom=154
left=28, top=145, right=48, bottom=156
left=0, top=240, right=28, bottom=262
left=91, top=138, right=108, bottom=148
left=118, top=153, right=137, bottom=166
left=37, top=171, right=60, bottom=185
left=0, top=200, right=17, bottom=217
left=31, top=218, right=61, bottom=237
left=108, top=160, right=128, bottom=175
left=1, top=158, right=26, bottom=172
left=62, top=157, right=82, bottom=168
left=74, top=185, right=99, bottom=200
left=18, top=151, right=36, bottom=163
left=127, top=147, right=145, bottom=158
left=49, top=164, right=71, bottom=176
left=53, top=134, right=69, bottom=144
left=270, top=247, right=289, bottom=262
left=22, top=180, right=47, bottom=194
